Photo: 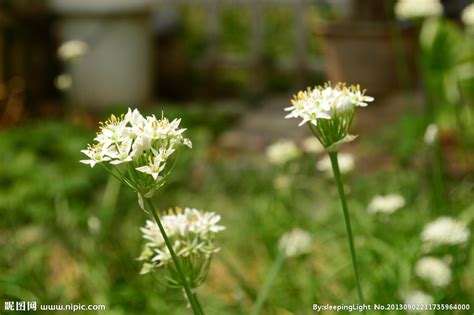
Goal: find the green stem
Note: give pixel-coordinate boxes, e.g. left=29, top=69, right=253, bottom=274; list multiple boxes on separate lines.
left=250, top=251, right=285, bottom=315
left=328, top=152, right=366, bottom=310
left=143, top=198, right=203, bottom=315
left=219, top=255, right=257, bottom=301
left=193, top=292, right=204, bottom=315
left=430, top=143, right=446, bottom=211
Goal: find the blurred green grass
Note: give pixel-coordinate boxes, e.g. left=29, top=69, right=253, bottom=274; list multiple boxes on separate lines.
left=0, top=106, right=472, bottom=315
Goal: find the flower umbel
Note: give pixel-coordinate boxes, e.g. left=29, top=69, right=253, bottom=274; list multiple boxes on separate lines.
left=462, top=3, right=474, bottom=27
left=58, top=40, right=89, bottom=61
left=266, top=139, right=301, bottom=165
left=368, top=194, right=406, bottom=215
left=285, top=82, right=373, bottom=151
left=278, top=228, right=312, bottom=258
left=421, top=216, right=470, bottom=248
left=415, top=256, right=451, bottom=287
left=395, top=0, right=443, bottom=20
left=80, top=108, right=192, bottom=198
left=403, top=291, right=434, bottom=310
left=138, top=207, right=224, bottom=288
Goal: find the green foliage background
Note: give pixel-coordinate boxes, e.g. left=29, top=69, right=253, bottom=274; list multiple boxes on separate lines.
left=0, top=104, right=472, bottom=314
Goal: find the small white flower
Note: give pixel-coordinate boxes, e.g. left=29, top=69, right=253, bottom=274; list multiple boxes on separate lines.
left=58, top=40, right=89, bottom=60
left=278, top=228, right=312, bottom=258
left=350, top=89, right=374, bottom=107
left=368, top=194, right=405, bottom=215
left=316, top=153, right=354, bottom=175
left=135, top=156, right=166, bottom=180
left=395, top=0, right=443, bottom=19
left=415, top=256, right=451, bottom=287
left=152, top=246, right=172, bottom=265
left=109, top=137, right=134, bottom=165
left=80, top=144, right=110, bottom=167
left=301, top=137, right=324, bottom=154
left=424, top=123, right=439, bottom=145
left=462, top=3, right=474, bottom=26
left=266, top=140, right=301, bottom=165
left=421, top=216, right=470, bottom=248
left=403, top=290, right=434, bottom=311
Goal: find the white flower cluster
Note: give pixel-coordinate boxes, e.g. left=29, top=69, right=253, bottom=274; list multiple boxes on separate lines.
left=423, top=123, right=439, bottom=145
left=58, top=40, right=89, bottom=61
left=368, top=194, right=406, bottom=215
left=139, top=207, right=224, bottom=286
left=80, top=108, right=191, bottom=195
left=403, top=290, right=434, bottom=310
left=285, top=83, right=373, bottom=127
left=301, top=136, right=324, bottom=154
left=395, top=0, right=443, bottom=20
left=266, top=140, right=301, bottom=165
left=421, top=216, right=470, bottom=248
left=278, top=228, right=312, bottom=258
left=409, top=217, right=470, bottom=299
left=462, top=3, right=474, bottom=26
left=285, top=82, right=373, bottom=150
left=415, top=256, right=451, bottom=287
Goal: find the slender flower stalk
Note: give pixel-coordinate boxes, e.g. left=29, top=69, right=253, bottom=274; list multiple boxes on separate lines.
left=285, top=83, right=373, bottom=309
left=250, top=251, right=285, bottom=315
left=329, top=152, right=365, bottom=307
left=250, top=228, right=311, bottom=315
left=79, top=108, right=220, bottom=315
left=424, top=124, right=446, bottom=210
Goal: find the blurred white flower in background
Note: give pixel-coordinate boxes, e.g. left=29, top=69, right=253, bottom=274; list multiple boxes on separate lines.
left=395, top=0, right=443, bottom=19
left=278, top=228, right=312, bottom=258
left=301, top=136, right=324, bottom=154
left=58, top=40, right=89, bottom=61
left=462, top=3, right=474, bottom=26
left=273, top=174, right=291, bottom=191
left=415, top=256, right=451, bottom=287
left=368, top=194, right=405, bottom=215
left=421, top=216, right=470, bottom=248
left=403, top=290, right=434, bottom=311
left=139, top=207, right=224, bottom=278
left=423, top=123, right=439, bottom=145
left=266, top=140, right=301, bottom=165
left=54, top=73, right=72, bottom=91
left=87, top=216, right=101, bottom=234
left=317, top=153, right=354, bottom=175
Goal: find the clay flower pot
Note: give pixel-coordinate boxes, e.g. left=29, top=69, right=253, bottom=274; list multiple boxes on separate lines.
left=316, top=21, right=419, bottom=96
